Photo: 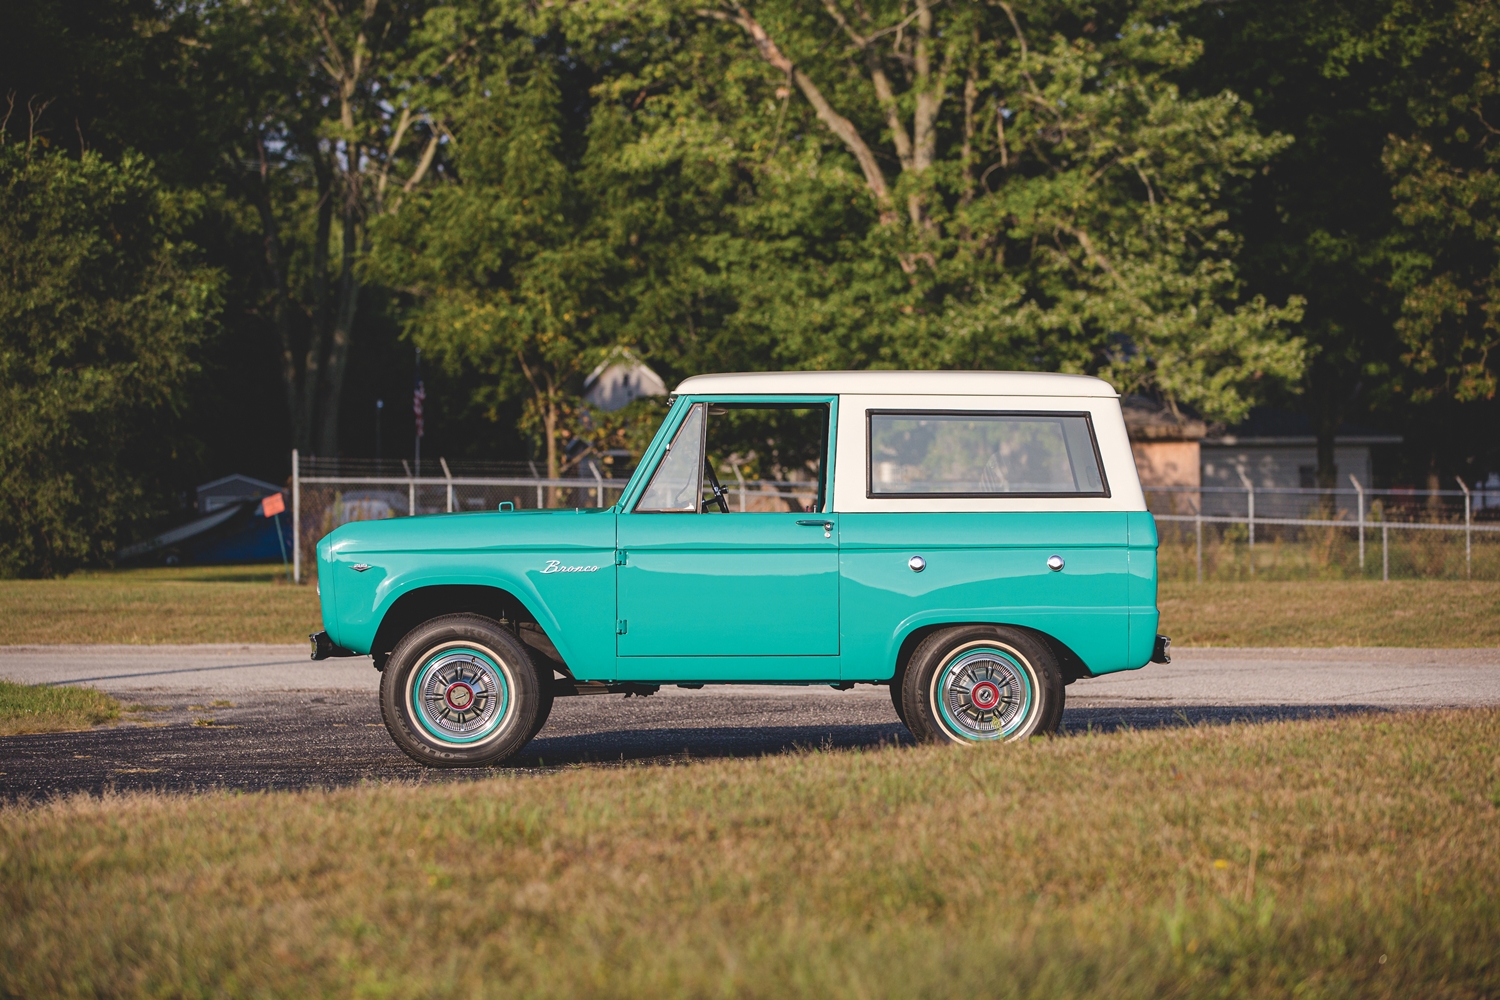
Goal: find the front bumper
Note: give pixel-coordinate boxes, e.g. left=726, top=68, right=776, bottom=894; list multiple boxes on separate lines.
left=310, top=630, right=359, bottom=661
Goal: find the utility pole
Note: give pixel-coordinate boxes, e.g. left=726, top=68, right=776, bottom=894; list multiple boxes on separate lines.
left=375, top=398, right=384, bottom=468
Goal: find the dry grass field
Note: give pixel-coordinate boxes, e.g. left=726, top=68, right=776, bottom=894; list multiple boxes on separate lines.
left=0, top=565, right=320, bottom=645
left=1158, top=579, right=1500, bottom=647
left=0, top=680, right=120, bottom=736
left=2, top=567, right=1497, bottom=648
left=3, top=709, right=1498, bottom=998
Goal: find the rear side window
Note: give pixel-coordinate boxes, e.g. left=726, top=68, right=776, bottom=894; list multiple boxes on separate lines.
left=867, top=410, right=1109, bottom=498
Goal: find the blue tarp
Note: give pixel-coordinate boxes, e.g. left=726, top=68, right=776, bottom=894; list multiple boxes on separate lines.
left=118, top=499, right=292, bottom=565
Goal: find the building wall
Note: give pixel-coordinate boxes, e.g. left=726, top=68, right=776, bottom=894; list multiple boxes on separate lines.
left=1131, top=440, right=1201, bottom=488
left=1201, top=445, right=1374, bottom=491
left=1198, top=444, right=1375, bottom=518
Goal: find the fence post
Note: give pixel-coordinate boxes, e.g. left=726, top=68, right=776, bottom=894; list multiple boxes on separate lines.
left=1236, top=468, right=1255, bottom=576
left=1195, top=502, right=1203, bottom=584
left=731, top=461, right=747, bottom=513
left=291, top=448, right=301, bottom=584
left=1349, top=474, right=1365, bottom=573
left=1382, top=523, right=1389, bottom=582
left=1456, top=476, right=1471, bottom=579
left=1247, top=487, right=1255, bottom=556
left=528, top=461, right=543, bottom=508
left=440, top=457, right=454, bottom=512
left=591, top=464, right=604, bottom=507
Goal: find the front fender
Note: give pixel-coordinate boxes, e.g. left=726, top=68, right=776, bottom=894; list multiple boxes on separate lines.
left=319, top=510, right=617, bottom=678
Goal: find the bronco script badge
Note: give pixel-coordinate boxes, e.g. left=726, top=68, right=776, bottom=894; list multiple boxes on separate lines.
left=541, top=560, right=600, bottom=574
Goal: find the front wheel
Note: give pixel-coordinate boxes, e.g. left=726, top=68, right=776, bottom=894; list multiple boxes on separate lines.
left=901, top=626, right=1064, bottom=744
left=380, top=614, right=545, bottom=767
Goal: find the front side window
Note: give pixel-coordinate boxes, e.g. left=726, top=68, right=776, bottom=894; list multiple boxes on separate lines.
left=636, top=403, right=706, bottom=512
left=868, top=410, right=1109, bottom=497
left=634, top=401, right=830, bottom=513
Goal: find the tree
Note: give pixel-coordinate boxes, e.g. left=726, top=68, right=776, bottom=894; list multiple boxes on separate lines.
left=0, top=142, right=220, bottom=576
left=205, top=0, right=443, bottom=456
left=1383, top=0, right=1500, bottom=415
left=616, top=0, right=1306, bottom=423
left=373, top=8, right=623, bottom=480
left=1178, top=0, right=1500, bottom=488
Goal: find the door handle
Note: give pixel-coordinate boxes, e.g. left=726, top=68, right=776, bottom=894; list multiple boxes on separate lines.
left=797, top=519, right=834, bottom=538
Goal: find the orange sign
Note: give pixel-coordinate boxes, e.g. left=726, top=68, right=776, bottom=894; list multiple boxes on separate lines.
left=261, top=493, right=286, bottom=517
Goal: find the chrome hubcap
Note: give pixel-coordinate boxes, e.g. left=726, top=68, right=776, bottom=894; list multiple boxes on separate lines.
left=935, top=647, right=1032, bottom=741
left=412, top=649, right=508, bottom=744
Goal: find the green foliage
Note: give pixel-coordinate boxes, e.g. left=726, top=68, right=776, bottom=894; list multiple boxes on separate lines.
left=1179, top=0, right=1500, bottom=482
left=1383, top=0, right=1500, bottom=405
left=603, top=0, right=1306, bottom=424
left=371, top=4, right=667, bottom=475
left=378, top=0, right=1307, bottom=476
left=0, top=145, right=220, bottom=578
left=4, top=0, right=1497, bottom=525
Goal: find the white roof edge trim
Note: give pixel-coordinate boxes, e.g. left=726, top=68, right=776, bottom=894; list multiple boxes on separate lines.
left=673, top=370, right=1118, bottom=398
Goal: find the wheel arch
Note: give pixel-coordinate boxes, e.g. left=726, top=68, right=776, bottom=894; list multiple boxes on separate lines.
left=889, top=622, right=1092, bottom=690
left=372, top=585, right=552, bottom=671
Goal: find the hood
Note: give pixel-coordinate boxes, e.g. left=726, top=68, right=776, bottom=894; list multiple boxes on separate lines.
left=323, top=507, right=614, bottom=557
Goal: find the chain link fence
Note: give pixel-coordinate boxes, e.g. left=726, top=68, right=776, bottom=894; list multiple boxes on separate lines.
left=291, top=452, right=824, bottom=583
left=1147, top=483, right=1500, bottom=582
left=291, top=453, right=1499, bottom=584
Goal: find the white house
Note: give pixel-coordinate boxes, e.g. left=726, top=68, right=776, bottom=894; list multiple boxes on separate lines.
left=583, top=349, right=667, bottom=412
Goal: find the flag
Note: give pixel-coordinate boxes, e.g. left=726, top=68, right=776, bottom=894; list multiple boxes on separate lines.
left=413, top=366, right=426, bottom=440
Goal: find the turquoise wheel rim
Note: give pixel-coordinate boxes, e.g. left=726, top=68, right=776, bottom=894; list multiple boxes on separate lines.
left=410, top=646, right=511, bottom=745
left=933, top=645, right=1034, bottom=741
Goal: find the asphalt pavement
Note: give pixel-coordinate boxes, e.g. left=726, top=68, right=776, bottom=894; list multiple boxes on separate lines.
left=2, top=644, right=1497, bottom=798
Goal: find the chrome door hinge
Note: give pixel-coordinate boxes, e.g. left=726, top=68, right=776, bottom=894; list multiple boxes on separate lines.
left=614, top=550, right=628, bottom=566
left=616, top=619, right=628, bottom=635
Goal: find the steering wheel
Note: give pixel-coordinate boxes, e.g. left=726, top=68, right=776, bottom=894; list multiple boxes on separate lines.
left=702, top=459, right=731, bottom=513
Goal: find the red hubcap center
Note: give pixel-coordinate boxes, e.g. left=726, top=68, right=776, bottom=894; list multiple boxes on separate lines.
left=445, top=682, right=476, bottom=711
left=971, top=681, right=1002, bottom=711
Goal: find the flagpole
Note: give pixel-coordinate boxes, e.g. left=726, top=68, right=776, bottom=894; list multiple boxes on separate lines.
left=413, top=348, right=424, bottom=480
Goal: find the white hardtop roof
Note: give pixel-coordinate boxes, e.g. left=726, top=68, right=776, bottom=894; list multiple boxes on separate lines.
left=674, top=370, right=1117, bottom=397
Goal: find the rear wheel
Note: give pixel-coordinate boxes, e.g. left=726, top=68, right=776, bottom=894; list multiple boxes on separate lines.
left=901, top=626, right=1063, bottom=744
left=380, top=614, right=545, bottom=767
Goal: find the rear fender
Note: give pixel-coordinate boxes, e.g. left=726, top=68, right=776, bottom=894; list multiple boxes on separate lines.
left=888, top=618, right=1094, bottom=688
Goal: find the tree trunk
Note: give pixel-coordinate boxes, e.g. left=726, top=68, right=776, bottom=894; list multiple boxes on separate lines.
left=1426, top=456, right=1443, bottom=514
left=316, top=163, right=362, bottom=456
left=709, top=5, right=891, bottom=213
left=1309, top=358, right=1343, bottom=517
left=252, top=170, right=300, bottom=447
left=544, top=389, right=560, bottom=507
left=1315, top=414, right=1339, bottom=490
left=298, top=153, right=335, bottom=455
left=960, top=59, right=979, bottom=208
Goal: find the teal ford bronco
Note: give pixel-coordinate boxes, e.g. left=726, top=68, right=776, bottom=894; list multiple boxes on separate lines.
left=311, top=371, right=1168, bottom=766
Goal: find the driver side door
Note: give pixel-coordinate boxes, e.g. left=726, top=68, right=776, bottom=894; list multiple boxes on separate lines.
left=615, top=399, right=841, bottom=681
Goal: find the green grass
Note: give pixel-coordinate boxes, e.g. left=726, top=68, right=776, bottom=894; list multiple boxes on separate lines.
left=0, top=564, right=320, bottom=645
left=1159, top=580, right=1500, bottom=647
left=1, top=567, right=1496, bottom=648
left=3, top=710, right=1498, bottom=998
left=0, top=679, right=120, bottom=736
